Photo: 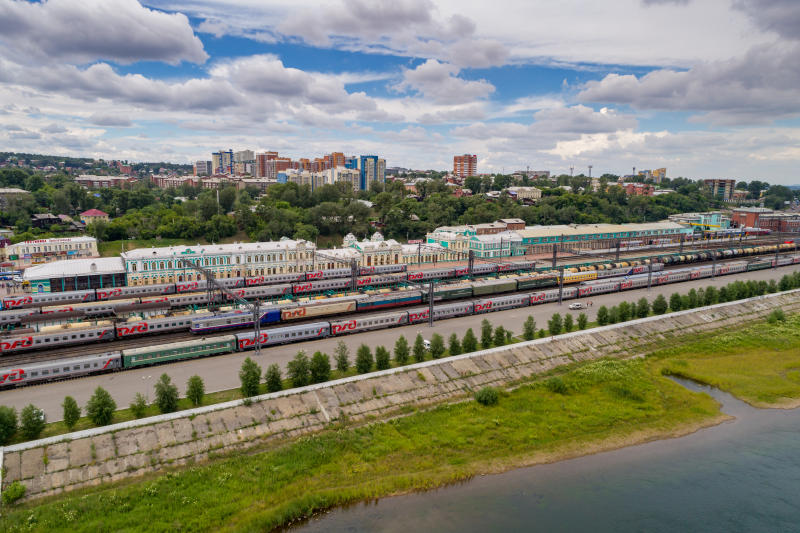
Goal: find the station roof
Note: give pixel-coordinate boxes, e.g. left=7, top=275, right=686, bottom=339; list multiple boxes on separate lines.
left=121, top=239, right=312, bottom=260
left=517, top=222, right=687, bottom=239
left=23, top=257, right=125, bottom=280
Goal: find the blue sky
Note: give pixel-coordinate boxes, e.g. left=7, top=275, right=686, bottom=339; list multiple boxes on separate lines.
left=1, top=0, right=799, bottom=183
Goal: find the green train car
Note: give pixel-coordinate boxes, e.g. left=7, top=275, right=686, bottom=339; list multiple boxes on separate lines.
left=516, top=274, right=559, bottom=290
left=123, top=336, right=237, bottom=367
left=472, top=279, right=517, bottom=296
left=746, top=260, right=772, bottom=272
left=431, top=284, right=474, bottom=301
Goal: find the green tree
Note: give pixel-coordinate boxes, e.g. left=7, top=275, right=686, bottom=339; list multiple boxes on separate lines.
left=463, top=328, right=478, bottom=352
left=523, top=315, right=536, bottom=340
left=154, top=374, right=179, bottom=414
left=481, top=319, right=493, bottom=348
left=265, top=364, right=283, bottom=392
left=413, top=334, right=427, bottom=362
left=669, top=292, right=683, bottom=312
left=430, top=333, right=445, bottom=358
left=62, top=396, right=80, bottom=430
left=538, top=329, right=547, bottom=338
left=636, top=297, right=650, bottom=318
left=356, top=344, right=374, bottom=373
left=218, top=186, right=237, bottom=212
left=688, top=288, right=699, bottom=308
left=0, top=406, right=17, bottom=444
left=493, top=326, right=506, bottom=346
left=394, top=335, right=410, bottom=364
left=767, top=279, right=778, bottom=293
left=778, top=275, right=792, bottom=292
left=186, top=375, right=205, bottom=406
left=448, top=333, right=462, bottom=355
left=86, top=387, right=116, bottom=426
left=577, top=313, right=588, bottom=330
left=310, top=351, right=332, bottom=383
left=563, top=314, right=574, bottom=332
left=129, top=393, right=148, bottom=418
left=20, top=404, right=45, bottom=440
left=652, top=294, right=668, bottom=315
left=548, top=313, right=563, bottom=335
left=375, top=346, right=391, bottom=370
left=608, top=306, right=619, bottom=324
left=596, top=306, right=609, bottom=326
left=334, top=341, right=350, bottom=373
left=239, top=357, right=262, bottom=397
left=719, top=286, right=730, bottom=302
left=287, top=351, right=311, bottom=387
left=618, top=301, right=631, bottom=322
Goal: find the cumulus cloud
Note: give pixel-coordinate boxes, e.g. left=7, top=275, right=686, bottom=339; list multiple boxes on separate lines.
left=733, top=0, right=800, bottom=40
left=579, top=42, right=800, bottom=124
left=0, top=0, right=208, bottom=65
left=88, top=114, right=133, bottom=127
left=397, top=59, right=495, bottom=104
left=641, top=0, right=690, bottom=5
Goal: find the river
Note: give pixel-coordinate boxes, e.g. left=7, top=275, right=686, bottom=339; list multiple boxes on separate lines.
left=295, top=379, right=800, bottom=532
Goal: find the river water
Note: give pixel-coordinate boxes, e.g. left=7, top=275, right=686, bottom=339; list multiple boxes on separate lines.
left=296, top=379, right=800, bottom=533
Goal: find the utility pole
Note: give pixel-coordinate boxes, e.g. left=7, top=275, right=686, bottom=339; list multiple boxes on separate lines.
left=615, top=240, right=621, bottom=262
left=428, top=281, right=434, bottom=327
left=558, top=266, right=565, bottom=304
left=468, top=249, right=475, bottom=279
left=647, top=260, right=653, bottom=290
left=712, top=252, right=716, bottom=279
left=551, top=243, right=557, bottom=269
left=417, top=242, right=421, bottom=266
left=679, top=233, right=685, bottom=254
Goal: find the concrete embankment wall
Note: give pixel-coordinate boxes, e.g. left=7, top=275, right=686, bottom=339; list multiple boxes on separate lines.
left=4, top=290, right=800, bottom=501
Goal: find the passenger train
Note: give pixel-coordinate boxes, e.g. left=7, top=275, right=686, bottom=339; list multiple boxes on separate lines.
left=1, top=256, right=797, bottom=388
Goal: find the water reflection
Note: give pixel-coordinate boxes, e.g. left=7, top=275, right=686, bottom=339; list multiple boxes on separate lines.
left=295, top=379, right=800, bottom=533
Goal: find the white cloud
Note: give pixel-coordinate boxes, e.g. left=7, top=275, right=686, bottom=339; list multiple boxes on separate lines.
left=0, top=0, right=208, bottom=65
left=88, top=114, right=134, bottom=127
left=396, top=59, right=495, bottom=104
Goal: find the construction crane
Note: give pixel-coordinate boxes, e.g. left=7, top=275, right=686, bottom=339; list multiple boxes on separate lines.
left=177, top=258, right=263, bottom=357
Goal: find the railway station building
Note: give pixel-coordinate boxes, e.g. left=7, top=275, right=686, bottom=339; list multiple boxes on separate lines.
left=22, top=257, right=126, bottom=293
left=516, top=222, right=692, bottom=253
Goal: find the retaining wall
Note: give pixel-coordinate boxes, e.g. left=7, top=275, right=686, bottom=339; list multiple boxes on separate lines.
left=4, top=290, right=800, bottom=500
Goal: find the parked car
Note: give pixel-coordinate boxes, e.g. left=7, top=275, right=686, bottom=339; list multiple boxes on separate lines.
left=568, top=302, right=586, bottom=310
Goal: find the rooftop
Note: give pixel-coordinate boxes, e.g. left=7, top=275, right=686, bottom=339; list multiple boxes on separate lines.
left=517, top=222, right=688, bottom=239
left=23, top=257, right=125, bottom=280
left=80, top=209, right=108, bottom=217
left=121, top=239, right=313, bottom=260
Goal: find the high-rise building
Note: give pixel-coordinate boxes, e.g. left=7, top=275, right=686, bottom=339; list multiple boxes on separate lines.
left=704, top=179, right=737, bottom=202
left=254, top=152, right=278, bottom=178
left=234, top=150, right=254, bottom=163
left=357, top=155, right=386, bottom=190
left=453, top=154, right=477, bottom=178
left=194, top=160, right=212, bottom=176
left=324, top=152, right=345, bottom=169
left=652, top=168, right=667, bottom=183
left=344, top=156, right=358, bottom=170
left=212, top=149, right=234, bottom=175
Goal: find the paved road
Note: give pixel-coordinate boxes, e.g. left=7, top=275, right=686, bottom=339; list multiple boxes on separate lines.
left=3, top=264, right=798, bottom=421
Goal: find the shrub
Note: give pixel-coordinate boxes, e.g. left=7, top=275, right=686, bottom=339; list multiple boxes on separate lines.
left=310, top=351, right=331, bottom=383
left=608, top=306, right=619, bottom=324
left=680, top=294, right=691, bottom=310
left=2, top=481, right=25, bottom=505
left=334, top=341, right=349, bottom=373
left=688, top=288, right=699, bottom=308
left=506, top=329, right=513, bottom=343
left=155, top=374, right=179, bottom=414
left=548, top=313, right=562, bottom=335
left=474, top=386, right=499, bottom=406
left=480, top=319, right=493, bottom=348
left=767, top=309, right=786, bottom=324
left=628, top=301, right=637, bottom=318
left=430, top=334, right=445, bottom=359
left=448, top=333, right=462, bottom=355
left=413, top=334, right=426, bottom=362
left=523, top=315, right=536, bottom=340
left=577, top=313, right=588, bottom=330
left=767, top=280, right=778, bottom=293
left=394, top=336, right=410, bottom=365
left=669, top=292, right=683, bottom=312
left=596, top=305, right=609, bottom=326
left=186, top=375, right=205, bottom=406
left=718, top=286, right=730, bottom=302
left=20, top=404, right=45, bottom=440
left=636, top=297, right=650, bottom=318
left=356, top=344, right=374, bottom=373
left=493, top=326, right=506, bottom=347
left=375, top=346, right=391, bottom=370
left=618, top=301, right=631, bottom=322
left=779, top=275, right=792, bottom=291
left=462, top=328, right=478, bottom=352
left=705, top=286, right=719, bottom=305
left=130, top=393, right=148, bottom=418
left=546, top=376, right=568, bottom=394
left=538, top=329, right=547, bottom=338
left=287, top=351, right=310, bottom=387
left=86, top=387, right=116, bottom=426
left=265, top=364, right=283, bottom=392
left=652, top=294, right=668, bottom=315
left=62, top=396, right=80, bottom=430
left=239, top=358, right=262, bottom=397
left=563, top=314, right=574, bottom=333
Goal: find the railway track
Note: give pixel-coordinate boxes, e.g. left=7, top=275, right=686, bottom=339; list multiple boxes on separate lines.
left=5, top=252, right=796, bottom=368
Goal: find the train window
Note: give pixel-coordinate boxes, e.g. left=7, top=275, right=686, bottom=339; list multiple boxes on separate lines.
left=84, top=364, right=90, bottom=369
left=53, top=368, right=59, bottom=374
left=31, top=372, right=38, bottom=377
left=42, top=370, right=48, bottom=375
left=64, top=367, right=70, bottom=372
left=93, top=363, right=98, bottom=367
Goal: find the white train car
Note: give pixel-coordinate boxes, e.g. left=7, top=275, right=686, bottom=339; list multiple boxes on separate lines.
left=305, top=268, right=351, bottom=281
left=0, top=324, right=115, bottom=354
left=0, top=308, right=39, bottom=326
left=714, top=261, right=747, bottom=276
left=292, top=278, right=351, bottom=295
left=473, top=293, right=529, bottom=314
left=245, top=273, right=304, bottom=286
left=471, top=263, right=498, bottom=275
left=359, top=264, right=407, bottom=276
left=407, top=267, right=456, bottom=282
left=95, top=283, right=176, bottom=300
left=356, top=272, right=406, bottom=288
left=2, top=290, right=95, bottom=310
left=115, top=314, right=207, bottom=338
left=0, top=352, right=122, bottom=388
left=40, top=298, right=141, bottom=316
left=235, top=322, right=329, bottom=350
left=406, top=302, right=474, bottom=324
left=228, top=284, right=293, bottom=300
left=330, top=310, right=408, bottom=335
left=576, top=280, right=619, bottom=297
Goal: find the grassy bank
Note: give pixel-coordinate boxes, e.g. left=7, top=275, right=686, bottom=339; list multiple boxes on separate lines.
left=0, top=358, right=722, bottom=532
left=654, top=314, right=800, bottom=407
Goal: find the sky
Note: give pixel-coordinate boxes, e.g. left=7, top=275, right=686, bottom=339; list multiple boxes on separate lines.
left=0, top=0, right=799, bottom=183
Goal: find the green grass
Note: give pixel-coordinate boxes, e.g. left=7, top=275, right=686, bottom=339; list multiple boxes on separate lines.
left=653, top=314, right=800, bottom=407
left=0, top=358, right=722, bottom=532
left=98, top=238, right=192, bottom=257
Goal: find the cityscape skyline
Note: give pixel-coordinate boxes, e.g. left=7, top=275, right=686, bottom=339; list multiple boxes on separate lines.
left=0, top=0, right=798, bottom=183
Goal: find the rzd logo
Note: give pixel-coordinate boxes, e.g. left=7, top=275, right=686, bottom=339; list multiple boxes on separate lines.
left=409, top=311, right=429, bottom=321
left=306, top=271, right=323, bottom=280
left=294, top=283, right=313, bottom=293
left=239, top=333, right=269, bottom=349
left=96, top=288, right=123, bottom=300
left=332, top=320, right=357, bottom=334
left=0, top=369, right=25, bottom=384
left=475, top=302, right=492, bottom=312
left=117, top=322, right=149, bottom=336
left=247, top=277, right=265, bottom=286
left=531, top=294, right=545, bottom=303
left=282, top=308, right=307, bottom=320
left=408, top=272, right=424, bottom=281
left=619, top=281, right=632, bottom=290
left=42, top=306, right=72, bottom=314
left=357, top=277, right=372, bottom=286
left=579, top=287, right=592, bottom=296
left=177, top=282, right=199, bottom=292
left=1, top=337, right=33, bottom=351
left=361, top=267, right=375, bottom=275
left=3, top=296, right=32, bottom=308
left=455, top=267, right=468, bottom=276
